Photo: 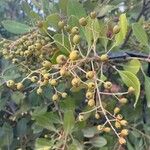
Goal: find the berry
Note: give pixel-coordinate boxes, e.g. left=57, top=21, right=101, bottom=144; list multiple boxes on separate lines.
left=97, top=125, right=103, bottom=130
left=61, top=92, right=67, bottom=98
left=118, top=137, right=126, bottom=145
left=116, top=114, right=123, bottom=120
left=73, top=35, right=80, bottom=44
left=90, top=11, right=97, bottom=19
left=87, top=82, right=95, bottom=90
left=114, top=107, right=120, bottom=114
left=42, top=61, right=52, bottom=69
left=37, top=87, right=43, bottom=95
left=119, top=98, right=128, bottom=104
left=69, top=50, right=79, bottom=61
left=100, top=54, right=109, bottom=62
left=6, top=80, right=15, bottom=88
left=104, top=81, right=112, bottom=90
left=86, top=91, right=93, bottom=99
left=78, top=114, right=84, bottom=121
left=60, top=67, right=69, bottom=77
left=43, top=73, right=50, bottom=80
left=56, top=55, right=67, bottom=65
left=115, top=121, right=121, bottom=128
left=49, top=79, right=57, bottom=86
left=86, top=71, right=94, bottom=79
left=71, top=77, right=81, bottom=87
left=30, top=76, right=38, bottom=82
left=120, top=129, right=129, bottom=137
left=71, top=26, right=79, bottom=34
left=95, top=113, right=100, bottom=119
left=113, top=25, right=120, bottom=34
left=88, top=99, right=95, bottom=107
left=128, top=86, right=135, bottom=93
left=103, top=127, right=111, bottom=133
left=58, top=20, right=65, bottom=29
left=16, top=82, right=24, bottom=90
left=79, top=17, right=87, bottom=26
left=52, top=94, right=59, bottom=101
left=120, top=120, right=128, bottom=126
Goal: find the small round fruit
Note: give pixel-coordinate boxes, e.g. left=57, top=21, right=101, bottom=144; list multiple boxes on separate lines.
left=97, top=125, right=103, bottom=131
left=120, top=129, right=129, bottom=137
left=119, top=137, right=126, bottom=145
left=88, top=99, right=95, bottom=107
left=119, top=98, right=128, bottom=104
left=69, top=50, right=79, bottom=61
left=78, top=114, right=84, bottom=121
left=42, top=61, right=52, bottom=69
left=43, top=73, right=50, bottom=80
left=56, top=55, right=67, bottom=65
left=58, top=20, right=65, bottom=29
left=6, top=80, right=15, bottom=88
left=87, top=82, right=95, bottom=90
left=49, top=79, right=57, bottom=86
left=16, top=82, right=24, bottom=90
left=86, top=91, right=93, bottom=99
left=120, top=120, right=128, bottom=126
left=90, top=11, right=97, bottom=19
left=116, top=114, right=123, bottom=120
left=86, top=71, right=94, bottom=79
left=103, top=127, right=111, bottom=133
left=100, top=54, right=109, bottom=62
left=61, top=92, right=67, bottom=98
left=30, top=76, right=38, bottom=82
left=71, top=26, right=79, bottom=34
left=113, top=25, right=120, bottom=34
left=128, top=86, right=135, bottom=93
left=114, top=107, right=120, bottom=114
left=115, top=121, right=121, bottom=128
left=79, top=17, right=87, bottom=26
left=95, top=113, right=100, bottom=119
left=73, top=35, right=80, bottom=44
left=104, top=81, right=112, bottom=90
left=71, top=77, right=81, bottom=87
left=52, top=94, right=59, bottom=101
left=37, top=87, right=43, bottom=95
left=60, top=68, right=68, bottom=77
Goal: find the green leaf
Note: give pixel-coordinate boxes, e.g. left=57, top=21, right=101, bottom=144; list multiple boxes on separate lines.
left=82, top=127, right=97, bottom=138
left=115, top=13, right=128, bottom=46
left=17, top=118, right=27, bottom=138
left=132, top=23, right=148, bottom=46
left=53, top=34, right=70, bottom=55
left=59, top=0, right=68, bottom=14
left=35, top=138, right=53, bottom=150
left=144, top=75, right=150, bottom=107
left=63, top=110, right=75, bottom=134
left=67, top=0, right=86, bottom=18
left=2, top=20, right=31, bottom=34
left=119, top=71, right=140, bottom=107
left=69, top=140, right=84, bottom=150
left=90, top=136, right=107, bottom=148
left=124, top=59, right=141, bottom=74
left=11, top=91, right=25, bottom=105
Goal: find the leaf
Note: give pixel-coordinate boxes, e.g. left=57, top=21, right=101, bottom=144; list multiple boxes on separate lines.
left=59, top=0, right=68, bottom=14
left=35, top=138, right=53, bottom=150
left=124, top=59, right=141, bottom=74
left=53, top=34, right=70, bottom=55
left=115, top=13, right=128, bottom=46
left=82, top=127, right=97, bottom=138
left=2, top=20, right=31, bottom=34
left=67, top=0, right=86, bottom=18
left=90, top=136, right=107, bottom=148
left=11, top=91, right=25, bottom=105
left=144, top=75, right=150, bottom=107
left=119, top=71, right=140, bottom=107
left=63, top=110, right=75, bottom=134
left=132, top=23, right=148, bottom=46
left=17, top=118, right=27, bottom=138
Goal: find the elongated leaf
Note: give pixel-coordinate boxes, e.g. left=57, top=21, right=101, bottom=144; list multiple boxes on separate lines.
left=67, top=0, right=86, bottom=18
left=115, top=13, right=128, bottom=46
left=132, top=23, right=148, bottom=46
left=119, top=71, right=140, bottom=107
left=2, top=20, right=31, bottom=34
left=144, top=75, right=150, bottom=107
left=63, top=110, right=75, bottom=134
left=124, top=59, right=141, bottom=74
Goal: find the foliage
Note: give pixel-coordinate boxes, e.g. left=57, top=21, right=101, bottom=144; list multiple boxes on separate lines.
left=0, top=0, right=150, bottom=150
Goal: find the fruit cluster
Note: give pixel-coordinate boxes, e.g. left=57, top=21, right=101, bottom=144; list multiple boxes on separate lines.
left=1, top=11, right=134, bottom=145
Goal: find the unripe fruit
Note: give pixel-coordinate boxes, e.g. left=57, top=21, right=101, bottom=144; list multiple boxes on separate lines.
left=69, top=50, right=79, bottom=61
left=37, top=87, right=43, bottom=95
left=79, top=17, right=87, bottom=26
left=113, top=25, right=120, bottom=34
left=88, top=99, right=95, bottom=107
left=56, top=55, right=67, bottom=65
left=52, top=94, right=59, bottom=101
left=42, top=61, right=52, bottom=69
left=103, top=127, right=111, bottom=133
left=114, top=107, right=120, bottom=114
left=97, top=125, right=103, bottom=131
left=90, top=11, right=97, bottom=19
left=73, top=35, right=80, bottom=44
left=120, top=120, right=128, bottom=126
left=86, top=91, right=93, bottom=99
left=16, top=82, right=24, bottom=90
left=104, top=81, right=112, bottom=90
left=71, top=77, right=81, bottom=87
left=78, top=114, right=84, bottom=121
left=86, top=71, right=94, bottom=79
left=87, top=82, right=95, bottom=90
left=128, top=86, right=135, bottom=93
left=12, top=58, right=18, bottom=64
left=100, top=54, right=109, bottom=62
left=6, top=80, right=15, bottom=88
left=119, top=98, right=128, bottom=104
left=30, top=76, right=38, bottom=82
left=71, top=26, right=79, bottom=34
left=119, top=137, right=126, bottom=145
left=61, top=92, right=67, bottom=98
left=120, top=129, right=129, bottom=137
left=95, top=113, right=100, bottom=119
left=116, top=114, right=123, bottom=120
left=115, top=121, right=121, bottom=128
left=49, top=79, right=57, bottom=86
left=43, top=73, right=50, bottom=80
left=58, top=20, right=65, bottom=29
left=35, top=42, right=42, bottom=50
left=60, top=68, right=68, bottom=76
